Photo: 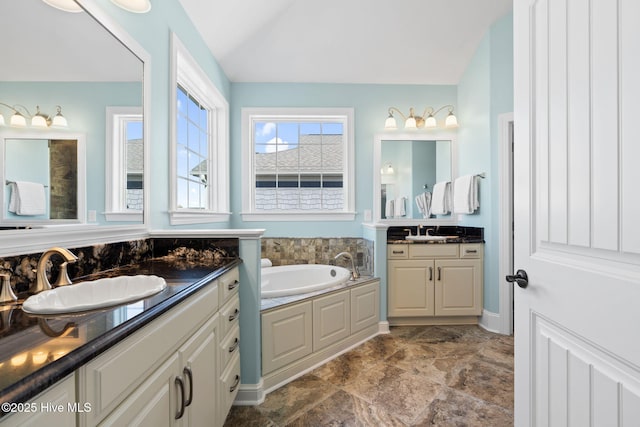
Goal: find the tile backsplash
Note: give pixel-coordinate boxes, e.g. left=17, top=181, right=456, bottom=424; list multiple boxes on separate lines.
left=0, top=238, right=239, bottom=294
left=261, top=237, right=374, bottom=276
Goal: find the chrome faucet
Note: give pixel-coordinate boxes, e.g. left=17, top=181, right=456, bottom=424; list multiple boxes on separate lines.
left=334, top=252, right=360, bottom=281
left=32, top=247, right=78, bottom=294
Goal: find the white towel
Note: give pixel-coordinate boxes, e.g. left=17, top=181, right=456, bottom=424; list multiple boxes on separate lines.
left=453, top=175, right=480, bottom=214
left=415, top=191, right=432, bottom=219
left=431, top=181, right=451, bottom=215
left=261, top=258, right=272, bottom=268
left=385, top=199, right=394, bottom=218
left=395, top=197, right=406, bottom=217
left=8, top=181, right=46, bottom=216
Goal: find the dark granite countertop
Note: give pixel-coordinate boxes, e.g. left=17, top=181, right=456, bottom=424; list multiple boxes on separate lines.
left=386, top=225, right=485, bottom=244
left=0, top=256, right=242, bottom=413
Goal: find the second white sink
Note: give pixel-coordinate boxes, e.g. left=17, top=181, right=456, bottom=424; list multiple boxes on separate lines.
left=22, top=275, right=167, bottom=315
left=405, top=235, right=449, bottom=241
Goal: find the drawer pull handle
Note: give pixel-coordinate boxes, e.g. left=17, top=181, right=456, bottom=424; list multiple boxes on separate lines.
left=465, top=249, right=478, bottom=254
left=229, top=337, right=239, bottom=353
left=228, top=279, right=240, bottom=291
left=183, top=367, right=193, bottom=407
left=229, top=308, right=239, bottom=322
left=175, top=376, right=185, bottom=420
left=437, top=267, right=441, bottom=281
left=229, top=374, right=240, bottom=393
left=429, top=266, right=433, bottom=281
left=392, top=250, right=405, bottom=254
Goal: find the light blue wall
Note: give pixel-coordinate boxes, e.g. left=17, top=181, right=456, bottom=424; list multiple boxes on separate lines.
left=457, top=12, right=513, bottom=313
left=230, top=83, right=457, bottom=236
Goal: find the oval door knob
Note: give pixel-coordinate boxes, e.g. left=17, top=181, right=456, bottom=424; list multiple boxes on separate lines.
left=506, top=269, right=529, bottom=288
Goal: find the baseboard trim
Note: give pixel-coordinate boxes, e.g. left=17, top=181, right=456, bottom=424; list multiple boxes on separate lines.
left=378, top=320, right=390, bottom=334
left=479, top=309, right=502, bottom=334
left=234, top=379, right=265, bottom=406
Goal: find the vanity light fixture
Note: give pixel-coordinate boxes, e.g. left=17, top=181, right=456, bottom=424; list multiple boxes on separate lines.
left=380, top=162, right=395, bottom=175
left=384, top=105, right=459, bottom=130
left=0, top=103, right=68, bottom=129
left=110, top=0, right=152, bottom=13
left=41, top=0, right=84, bottom=13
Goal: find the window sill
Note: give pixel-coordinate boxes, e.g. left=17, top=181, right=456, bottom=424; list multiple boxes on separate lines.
left=104, top=211, right=143, bottom=222
left=241, top=211, right=356, bottom=222
left=169, top=210, right=231, bottom=225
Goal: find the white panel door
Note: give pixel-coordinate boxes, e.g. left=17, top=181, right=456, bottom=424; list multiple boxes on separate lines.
left=514, top=0, right=640, bottom=425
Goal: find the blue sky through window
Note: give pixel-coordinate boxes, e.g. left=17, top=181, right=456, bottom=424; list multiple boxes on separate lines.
left=254, top=121, right=344, bottom=153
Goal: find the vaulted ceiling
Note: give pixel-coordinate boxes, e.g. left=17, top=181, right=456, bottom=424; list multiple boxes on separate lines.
left=178, top=0, right=513, bottom=85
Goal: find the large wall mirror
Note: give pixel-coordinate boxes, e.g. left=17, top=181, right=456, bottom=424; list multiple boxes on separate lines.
left=0, top=0, right=150, bottom=254
left=373, top=132, right=458, bottom=224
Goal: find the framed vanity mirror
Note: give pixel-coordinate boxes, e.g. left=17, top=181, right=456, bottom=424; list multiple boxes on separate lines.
left=0, top=0, right=150, bottom=254
left=373, top=132, right=458, bottom=223
left=0, top=132, right=86, bottom=226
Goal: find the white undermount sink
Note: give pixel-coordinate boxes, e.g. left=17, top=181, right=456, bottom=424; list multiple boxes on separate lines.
left=405, top=235, right=449, bottom=241
left=22, top=275, right=167, bottom=315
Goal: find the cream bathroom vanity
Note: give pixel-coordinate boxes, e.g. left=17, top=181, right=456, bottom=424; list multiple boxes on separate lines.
left=0, top=266, right=240, bottom=427
left=78, top=267, right=240, bottom=426
left=387, top=243, right=483, bottom=325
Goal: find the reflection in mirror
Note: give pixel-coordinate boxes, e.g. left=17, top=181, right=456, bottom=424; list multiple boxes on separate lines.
left=381, top=140, right=451, bottom=219
left=0, top=0, right=145, bottom=229
left=1, top=134, right=86, bottom=225
left=374, top=133, right=458, bottom=223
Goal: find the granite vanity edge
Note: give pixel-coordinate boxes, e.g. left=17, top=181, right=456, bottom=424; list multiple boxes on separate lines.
left=0, top=258, right=242, bottom=413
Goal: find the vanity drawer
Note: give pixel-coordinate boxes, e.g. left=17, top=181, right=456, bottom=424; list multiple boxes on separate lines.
left=460, top=244, right=483, bottom=259
left=219, top=293, right=240, bottom=338
left=220, top=353, right=241, bottom=424
left=219, top=267, right=240, bottom=304
left=409, top=244, right=459, bottom=259
left=388, top=244, right=409, bottom=259
left=220, top=324, right=240, bottom=370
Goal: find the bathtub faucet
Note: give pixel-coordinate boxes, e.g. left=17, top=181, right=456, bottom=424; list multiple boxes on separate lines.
left=334, top=252, right=360, bottom=281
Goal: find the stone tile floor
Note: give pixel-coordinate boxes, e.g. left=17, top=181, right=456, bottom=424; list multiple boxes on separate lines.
left=225, top=325, right=513, bottom=426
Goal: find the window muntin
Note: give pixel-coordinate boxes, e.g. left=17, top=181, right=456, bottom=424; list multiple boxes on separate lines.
left=242, top=108, right=355, bottom=221
left=176, top=84, right=210, bottom=210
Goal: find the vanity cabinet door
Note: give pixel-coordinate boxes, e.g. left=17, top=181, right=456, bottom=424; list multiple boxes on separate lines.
left=261, top=302, right=313, bottom=375
left=434, top=259, right=483, bottom=316
left=178, top=314, right=219, bottom=427
left=388, top=260, right=435, bottom=317
left=98, top=353, right=181, bottom=427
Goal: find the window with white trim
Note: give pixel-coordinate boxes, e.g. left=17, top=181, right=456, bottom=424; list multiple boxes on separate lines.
left=105, top=106, right=143, bottom=222
left=241, top=108, right=355, bottom=221
left=170, top=33, right=229, bottom=225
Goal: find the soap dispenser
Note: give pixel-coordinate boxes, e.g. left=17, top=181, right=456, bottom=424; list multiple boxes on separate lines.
left=0, top=272, right=17, bottom=303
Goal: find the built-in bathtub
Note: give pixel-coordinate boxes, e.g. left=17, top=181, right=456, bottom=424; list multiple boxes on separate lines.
left=261, top=264, right=351, bottom=298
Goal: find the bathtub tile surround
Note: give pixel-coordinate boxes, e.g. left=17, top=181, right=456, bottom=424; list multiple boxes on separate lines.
left=225, top=325, right=513, bottom=426
left=0, top=238, right=239, bottom=294
left=261, top=237, right=373, bottom=275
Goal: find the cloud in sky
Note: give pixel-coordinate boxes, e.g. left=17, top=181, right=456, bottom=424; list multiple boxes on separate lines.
left=260, top=137, right=293, bottom=153
left=259, top=122, right=276, bottom=136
